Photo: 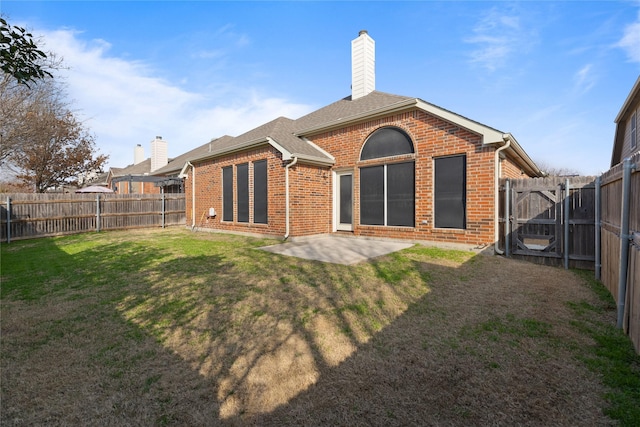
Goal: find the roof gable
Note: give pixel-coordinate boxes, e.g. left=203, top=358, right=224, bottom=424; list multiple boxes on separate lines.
left=611, top=75, right=640, bottom=166
left=183, top=90, right=540, bottom=175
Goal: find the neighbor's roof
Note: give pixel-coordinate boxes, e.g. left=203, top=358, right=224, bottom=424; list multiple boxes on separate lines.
left=110, top=158, right=152, bottom=177
left=611, top=75, right=640, bottom=167
left=151, top=135, right=234, bottom=176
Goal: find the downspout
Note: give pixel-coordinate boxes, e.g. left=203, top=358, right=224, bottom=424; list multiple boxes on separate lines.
left=284, top=156, right=298, bottom=240
left=189, top=162, right=196, bottom=230
left=494, top=136, right=511, bottom=255
left=179, top=161, right=196, bottom=229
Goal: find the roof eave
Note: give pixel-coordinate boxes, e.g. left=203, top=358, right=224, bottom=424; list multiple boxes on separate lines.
left=289, top=153, right=335, bottom=167
left=502, top=133, right=544, bottom=177
left=614, top=75, right=640, bottom=123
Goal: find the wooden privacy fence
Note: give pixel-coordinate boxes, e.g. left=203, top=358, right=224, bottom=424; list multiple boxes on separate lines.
left=599, top=153, right=640, bottom=354
left=499, top=153, right=639, bottom=353
left=498, top=176, right=597, bottom=270
left=1, top=193, right=186, bottom=242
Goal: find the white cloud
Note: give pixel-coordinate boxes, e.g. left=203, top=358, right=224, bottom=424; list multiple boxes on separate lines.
left=465, top=7, right=537, bottom=72
left=37, top=28, right=313, bottom=169
left=574, top=64, right=596, bottom=94
left=616, top=11, right=640, bottom=63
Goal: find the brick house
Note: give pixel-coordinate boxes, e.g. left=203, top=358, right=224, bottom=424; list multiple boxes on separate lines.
left=180, top=31, right=543, bottom=248
left=611, top=75, right=640, bottom=167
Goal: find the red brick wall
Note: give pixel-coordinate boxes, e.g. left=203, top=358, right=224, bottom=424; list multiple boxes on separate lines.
left=501, top=155, right=526, bottom=179
left=288, top=163, right=332, bottom=236
left=307, top=109, right=498, bottom=246
left=184, top=146, right=288, bottom=237
left=185, top=108, right=516, bottom=246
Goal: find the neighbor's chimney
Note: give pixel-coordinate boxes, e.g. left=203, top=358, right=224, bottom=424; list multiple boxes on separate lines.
left=134, top=144, right=145, bottom=165
left=351, top=30, right=375, bottom=100
left=150, top=136, right=168, bottom=172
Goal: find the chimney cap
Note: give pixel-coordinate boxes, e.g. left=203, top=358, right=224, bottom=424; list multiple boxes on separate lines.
left=359, top=30, right=368, bottom=36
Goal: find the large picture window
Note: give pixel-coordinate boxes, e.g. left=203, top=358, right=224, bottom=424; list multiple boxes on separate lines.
left=253, top=160, right=268, bottom=224
left=434, top=155, right=466, bottom=229
left=360, top=163, right=414, bottom=227
left=222, top=166, right=233, bottom=221
left=359, top=127, right=415, bottom=227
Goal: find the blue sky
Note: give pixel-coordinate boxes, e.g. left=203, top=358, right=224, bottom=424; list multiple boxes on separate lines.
left=2, top=1, right=639, bottom=175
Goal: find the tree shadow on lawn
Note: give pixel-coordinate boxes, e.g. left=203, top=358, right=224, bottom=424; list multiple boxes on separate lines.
left=0, top=230, right=618, bottom=426
left=1, top=234, right=224, bottom=425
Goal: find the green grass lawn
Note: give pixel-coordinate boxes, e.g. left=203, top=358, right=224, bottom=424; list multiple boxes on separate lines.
left=1, top=228, right=638, bottom=426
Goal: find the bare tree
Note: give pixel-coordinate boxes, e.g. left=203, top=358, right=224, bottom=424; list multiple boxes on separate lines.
left=535, top=160, right=580, bottom=177
left=1, top=74, right=108, bottom=192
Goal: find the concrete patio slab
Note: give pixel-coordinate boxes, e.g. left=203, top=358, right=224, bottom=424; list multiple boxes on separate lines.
left=258, top=235, right=414, bottom=265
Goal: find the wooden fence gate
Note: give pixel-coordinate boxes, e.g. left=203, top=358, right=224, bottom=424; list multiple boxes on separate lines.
left=499, top=176, right=597, bottom=269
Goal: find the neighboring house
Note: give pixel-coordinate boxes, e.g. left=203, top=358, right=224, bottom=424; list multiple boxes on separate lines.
left=180, top=31, right=543, bottom=248
left=107, top=136, right=179, bottom=194
left=150, top=135, right=235, bottom=193
left=611, top=75, right=640, bottom=167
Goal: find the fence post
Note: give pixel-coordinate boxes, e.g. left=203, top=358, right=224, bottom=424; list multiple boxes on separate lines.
left=161, top=191, right=166, bottom=229
left=617, top=158, right=633, bottom=329
left=595, top=175, right=601, bottom=281
left=96, top=194, right=101, bottom=232
left=564, top=179, right=570, bottom=269
left=505, top=179, right=510, bottom=257
left=6, top=197, right=11, bottom=244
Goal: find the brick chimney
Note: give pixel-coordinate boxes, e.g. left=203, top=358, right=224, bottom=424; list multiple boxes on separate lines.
left=150, top=136, right=168, bottom=172
left=351, top=30, right=375, bottom=100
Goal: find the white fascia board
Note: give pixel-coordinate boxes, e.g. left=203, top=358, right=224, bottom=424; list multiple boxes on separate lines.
left=502, top=133, right=543, bottom=177
left=416, top=101, right=541, bottom=176
left=289, top=153, right=335, bottom=167
left=265, top=137, right=293, bottom=160
left=614, top=75, right=640, bottom=123
left=178, top=162, right=191, bottom=178
left=414, top=100, right=504, bottom=144
left=299, top=137, right=336, bottom=162
left=267, top=137, right=334, bottom=166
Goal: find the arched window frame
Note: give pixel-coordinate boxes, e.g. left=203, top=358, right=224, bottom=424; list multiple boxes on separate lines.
left=359, top=127, right=415, bottom=227
left=359, top=126, right=415, bottom=161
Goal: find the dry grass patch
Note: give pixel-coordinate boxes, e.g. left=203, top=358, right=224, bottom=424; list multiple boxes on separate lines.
left=1, top=229, right=636, bottom=426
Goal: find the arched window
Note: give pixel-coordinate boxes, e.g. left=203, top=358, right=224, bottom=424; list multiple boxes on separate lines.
left=359, top=127, right=415, bottom=227
left=360, top=127, right=414, bottom=160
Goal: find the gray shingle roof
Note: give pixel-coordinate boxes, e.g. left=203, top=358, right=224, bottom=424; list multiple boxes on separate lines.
left=193, top=117, right=335, bottom=164
left=189, top=91, right=415, bottom=165
left=110, top=158, right=152, bottom=176
left=293, top=91, right=413, bottom=133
